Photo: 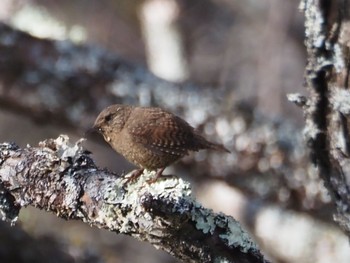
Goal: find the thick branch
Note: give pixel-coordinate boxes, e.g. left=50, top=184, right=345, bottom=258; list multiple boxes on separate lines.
left=0, top=135, right=268, bottom=263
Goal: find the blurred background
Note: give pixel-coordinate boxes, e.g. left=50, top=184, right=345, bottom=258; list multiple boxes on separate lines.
left=0, top=0, right=349, bottom=262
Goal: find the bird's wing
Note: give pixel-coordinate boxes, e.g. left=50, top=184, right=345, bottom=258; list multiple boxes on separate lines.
left=127, top=108, right=196, bottom=156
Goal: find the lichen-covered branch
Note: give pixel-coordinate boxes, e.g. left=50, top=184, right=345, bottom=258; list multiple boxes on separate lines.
left=0, top=135, right=268, bottom=263
left=297, top=0, right=350, bottom=236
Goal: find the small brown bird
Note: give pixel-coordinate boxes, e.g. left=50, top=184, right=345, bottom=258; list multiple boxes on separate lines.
left=92, top=104, right=230, bottom=181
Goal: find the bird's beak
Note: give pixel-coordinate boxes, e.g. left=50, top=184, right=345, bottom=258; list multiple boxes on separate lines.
left=85, top=125, right=100, bottom=136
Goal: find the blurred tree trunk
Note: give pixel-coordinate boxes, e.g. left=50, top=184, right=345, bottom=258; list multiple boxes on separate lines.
left=299, top=0, right=350, bottom=236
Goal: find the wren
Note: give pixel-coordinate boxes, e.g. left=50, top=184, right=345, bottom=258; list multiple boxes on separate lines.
left=92, top=104, right=230, bottom=181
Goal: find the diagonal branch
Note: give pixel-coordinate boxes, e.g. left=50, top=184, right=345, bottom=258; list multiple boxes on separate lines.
left=0, top=135, right=269, bottom=263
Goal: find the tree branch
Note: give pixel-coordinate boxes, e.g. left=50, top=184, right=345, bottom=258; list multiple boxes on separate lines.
left=0, top=135, right=268, bottom=263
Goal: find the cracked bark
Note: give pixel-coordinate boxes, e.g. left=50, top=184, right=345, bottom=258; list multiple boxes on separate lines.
left=295, top=0, right=350, bottom=236
left=0, top=135, right=269, bottom=263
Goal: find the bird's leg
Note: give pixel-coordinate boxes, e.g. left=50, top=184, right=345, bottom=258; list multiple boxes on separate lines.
left=146, top=167, right=166, bottom=184
left=125, top=168, right=144, bottom=183
left=156, top=167, right=166, bottom=178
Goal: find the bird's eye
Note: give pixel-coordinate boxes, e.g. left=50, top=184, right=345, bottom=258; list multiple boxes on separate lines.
left=104, top=114, right=112, bottom=122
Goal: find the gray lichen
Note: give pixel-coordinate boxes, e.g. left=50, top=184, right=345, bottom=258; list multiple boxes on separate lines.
left=0, top=135, right=267, bottom=262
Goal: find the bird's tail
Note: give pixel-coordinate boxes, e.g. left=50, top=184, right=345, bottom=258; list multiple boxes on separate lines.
left=207, top=141, right=231, bottom=153
left=195, top=135, right=231, bottom=153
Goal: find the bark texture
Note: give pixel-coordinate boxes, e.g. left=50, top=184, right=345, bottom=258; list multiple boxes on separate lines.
left=295, top=0, right=350, bottom=236
left=0, top=135, right=268, bottom=263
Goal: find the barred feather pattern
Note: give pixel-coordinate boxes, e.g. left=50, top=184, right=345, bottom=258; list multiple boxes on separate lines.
left=93, top=104, right=229, bottom=171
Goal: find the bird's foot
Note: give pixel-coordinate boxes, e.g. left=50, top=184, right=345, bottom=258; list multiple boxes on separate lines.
left=125, top=168, right=144, bottom=183
left=146, top=167, right=166, bottom=184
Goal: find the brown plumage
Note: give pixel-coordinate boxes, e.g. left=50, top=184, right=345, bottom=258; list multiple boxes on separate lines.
left=92, top=104, right=230, bottom=180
